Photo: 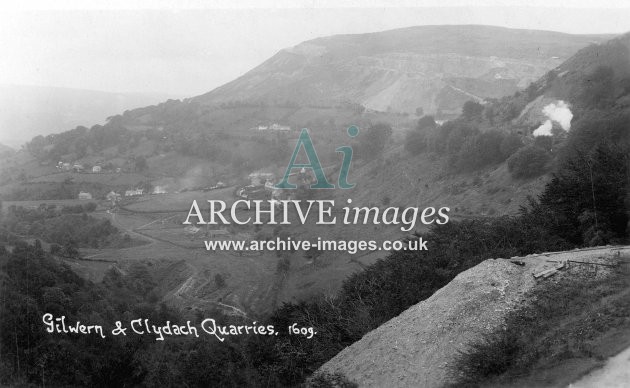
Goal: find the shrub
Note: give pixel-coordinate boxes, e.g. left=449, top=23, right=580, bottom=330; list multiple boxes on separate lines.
left=462, top=100, right=484, bottom=119
left=507, top=145, right=551, bottom=178
left=358, top=123, right=392, bottom=159
left=416, top=115, right=437, bottom=131
left=404, top=130, right=427, bottom=155
left=449, top=271, right=630, bottom=387
left=450, top=329, right=522, bottom=385
left=500, top=133, right=524, bottom=159
left=451, top=130, right=506, bottom=171
left=214, top=273, right=226, bottom=288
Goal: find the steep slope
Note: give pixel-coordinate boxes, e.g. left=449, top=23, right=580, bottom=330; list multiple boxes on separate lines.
left=194, top=25, right=609, bottom=116
left=511, top=32, right=630, bottom=129
left=554, top=31, right=630, bottom=89
left=318, top=247, right=623, bottom=388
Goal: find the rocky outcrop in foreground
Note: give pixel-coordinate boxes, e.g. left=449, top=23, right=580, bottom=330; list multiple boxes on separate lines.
left=319, top=247, right=621, bottom=387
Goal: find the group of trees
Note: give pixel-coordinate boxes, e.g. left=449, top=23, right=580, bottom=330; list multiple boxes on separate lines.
left=357, top=123, right=393, bottom=159
left=402, top=64, right=630, bottom=178
left=505, top=136, right=556, bottom=178
left=1, top=205, right=127, bottom=249
left=404, top=114, right=533, bottom=174
left=2, top=111, right=626, bottom=385
left=0, top=244, right=184, bottom=386
left=3, top=56, right=629, bottom=388
left=28, top=123, right=137, bottom=163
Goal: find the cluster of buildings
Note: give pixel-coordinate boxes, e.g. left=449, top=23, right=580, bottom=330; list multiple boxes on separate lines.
left=235, top=172, right=283, bottom=200
left=56, top=161, right=122, bottom=173
left=106, top=191, right=122, bottom=203
left=75, top=186, right=166, bottom=203
left=78, top=191, right=92, bottom=200
left=251, top=123, right=292, bottom=132
left=78, top=189, right=142, bottom=202
left=57, top=161, right=86, bottom=172
left=124, top=188, right=144, bottom=197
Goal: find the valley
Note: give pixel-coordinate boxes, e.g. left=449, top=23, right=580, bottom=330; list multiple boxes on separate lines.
left=1, top=22, right=630, bottom=387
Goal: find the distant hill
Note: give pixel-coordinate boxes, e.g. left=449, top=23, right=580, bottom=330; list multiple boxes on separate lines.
left=194, top=25, right=610, bottom=116
left=5, top=26, right=628, bottom=313
left=0, top=84, right=178, bottom=148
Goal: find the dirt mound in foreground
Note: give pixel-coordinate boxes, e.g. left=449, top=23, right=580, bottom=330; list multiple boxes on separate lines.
left=319, top=248, right=619, bottom=387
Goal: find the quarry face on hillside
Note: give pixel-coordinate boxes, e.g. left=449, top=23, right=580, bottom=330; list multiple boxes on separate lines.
left=319, top=247, right=622, bottom=388
left=195, top=26, right=609, bottom=116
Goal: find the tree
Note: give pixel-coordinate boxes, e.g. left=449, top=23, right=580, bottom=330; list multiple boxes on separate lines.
left=358, top=123, right=392, bottom=159
left=445, top=123, right=479, bottom=157
left=61, top=238, right=78, bottom=258
left=462, top=101, right=484, bottom=120
left=580, top=66, right=615, bottom=108
left=214, top=273, right=226, bottom=288
left=49, top=244, right=61, bottom=255
left=135, top=156, right=148, bottom=172
left=507, top=145, right=552, bottom=179
left=541, top=143, right=628, bottom=244
left=416, top=115, right=437, bottom=131
left=404, top=130, right=427, bottom=155
left=500, top=134, right=524, bottom=159
left=452, top=130, right=506, bottom=171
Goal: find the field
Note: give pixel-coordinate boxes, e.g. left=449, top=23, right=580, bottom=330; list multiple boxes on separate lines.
left=2, top=198, right=98, bottom=211
left=29, top=171, right=147, bottom=186
left=76, top=208, right=282, bottom=316
left=65, top=181, right=422, bottom=316
left=121, top=187, right=235, bottom=212
left=1, top=133, right=549, bottom=318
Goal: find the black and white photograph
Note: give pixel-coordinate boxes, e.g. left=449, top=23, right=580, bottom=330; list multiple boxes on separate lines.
left=1, top=1, right=629, bottom=387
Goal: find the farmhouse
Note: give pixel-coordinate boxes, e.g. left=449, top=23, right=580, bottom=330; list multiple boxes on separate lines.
left=57, top=162, right=71, bottom=171
left=78, top=191, right=92, bottom=200
left=252, top=123, right=291, bottom=131
left=106, top=191, right=121, bottom=203
left=269, top=123, right=291, bottom=131
left=92, top=166, right=102, bottom=173
left=153, top=186, right=168, bottom=194
left=248, top=172, right=275, bottom=185
left=125, top=188, right=144, bottom=197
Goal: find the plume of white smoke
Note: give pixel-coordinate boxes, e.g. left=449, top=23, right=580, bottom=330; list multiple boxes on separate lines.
left=533, top=100, right=573, bottom=137
left=533, top=120, right=553, bottom=137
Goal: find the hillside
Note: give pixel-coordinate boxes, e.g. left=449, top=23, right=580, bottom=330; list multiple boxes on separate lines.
left=0, top=84, right=176, bottom=148
left=502, top=32, right=630, bottom=132
left=2, top=24, right=630, bottom=388
left=3, top=27, right=627, bottom=319
left=194, top=25, right=609, bottom=116
left=312, top=31, right=630, bottom=387
left=318, top=247, right=629, bottom=387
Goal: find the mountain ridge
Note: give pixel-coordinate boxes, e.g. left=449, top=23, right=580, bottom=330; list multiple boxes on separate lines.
left=194, top=25, right=611, bottom=115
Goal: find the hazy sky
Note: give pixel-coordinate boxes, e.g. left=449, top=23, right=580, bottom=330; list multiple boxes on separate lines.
left=2, top=0, right=630, bottom=97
